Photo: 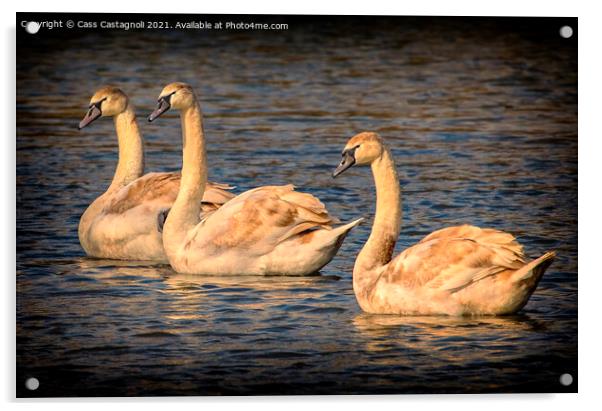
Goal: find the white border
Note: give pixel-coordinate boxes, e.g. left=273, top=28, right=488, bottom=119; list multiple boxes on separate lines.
left=4, top=0, right=600, bottom=409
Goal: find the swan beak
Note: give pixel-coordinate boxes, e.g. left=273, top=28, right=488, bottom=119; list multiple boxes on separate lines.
left=332, top=151, right=356, bottom=178
left=148, top=98, right=171, bottom=122
left=78, top=105, right=102, bottom=129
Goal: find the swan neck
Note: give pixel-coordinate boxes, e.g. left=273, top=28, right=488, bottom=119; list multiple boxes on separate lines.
left=109, top=104, right=144, bottom=191
left=163, top=102, right=207, bottom=254
left=354, top=148, right=402, bottom=289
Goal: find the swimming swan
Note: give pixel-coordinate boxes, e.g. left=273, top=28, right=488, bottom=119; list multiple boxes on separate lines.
left=147, top=82, right=362, bottom=275
left=78, top=86, right=235, bottom=262
left=332, top=131, right=555, bottom=315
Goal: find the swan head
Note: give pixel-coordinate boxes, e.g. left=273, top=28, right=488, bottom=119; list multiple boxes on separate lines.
left=332, top=132, right=384, bottom=178
left=148, top=82, right=196, bottom=122
left=78, top=86, right=128, bottom=129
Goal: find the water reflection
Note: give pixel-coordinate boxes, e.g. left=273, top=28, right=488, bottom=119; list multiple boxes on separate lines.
left=353, top=313, right=549, bottom=355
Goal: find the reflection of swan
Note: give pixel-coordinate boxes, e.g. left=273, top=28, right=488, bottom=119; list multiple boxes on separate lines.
left=333, top=132, right=555, bottom=315
left=165, top=272, right=339, bottom=293
left=351, top=312, right=547, bottom=363
left=71, top=257, right=341, bottom=328
left=77, top=87, right=235, bottom=262
left=148, top=82, right=362, bottom=275
left=352, top=312, right=545, bottom=334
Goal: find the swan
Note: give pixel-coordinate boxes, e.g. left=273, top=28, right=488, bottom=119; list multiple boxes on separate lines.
left=332, top=131, right=555, bottom=315
left=77, top=86, right=235, bottom=261
left=147, top=82, right=362, bottom=275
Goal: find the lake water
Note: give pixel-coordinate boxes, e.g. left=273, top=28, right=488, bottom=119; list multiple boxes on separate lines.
left=16, top=15, right=577, bottom=396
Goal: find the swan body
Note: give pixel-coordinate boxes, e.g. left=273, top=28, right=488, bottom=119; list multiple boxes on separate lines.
left=165, top=183, right=361, bottom=275
left=148, top=82, right=361, bottom=275
left=332, top=132, right=555, bottom=315
left=78, top=86, right=235, bottom=262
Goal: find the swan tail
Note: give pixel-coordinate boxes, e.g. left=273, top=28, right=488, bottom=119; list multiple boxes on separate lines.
left=207, top=180, right=236, bottom=191
left=202, top=184, right=237, bottom=206
left=316, top=218, right=364, bottom=251
left=510, top=251, right=556, bottom=285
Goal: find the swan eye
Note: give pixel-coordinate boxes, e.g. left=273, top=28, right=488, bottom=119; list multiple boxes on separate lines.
left=89, top=97, right=107, bottom=111
left=342, top=145, right=360, bottom=158
left=159, top=91, right=177, bottom=103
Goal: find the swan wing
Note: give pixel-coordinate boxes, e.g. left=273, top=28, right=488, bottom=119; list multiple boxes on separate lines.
left=103, top=172, right=180, bottom=214
left=200, top=181, right=236, bottom=209
left=103, top=172, right=235, bottom=215
left=382, top=225, right=526, bottom=292
left=189, top=184, right=338, bottom=255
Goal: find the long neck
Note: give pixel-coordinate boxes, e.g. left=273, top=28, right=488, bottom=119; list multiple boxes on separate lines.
left=107, top=104, right=145, bottom=191
left=353, top=148, right=402, bottom=291
left=163, top=102, right=207, bottom=256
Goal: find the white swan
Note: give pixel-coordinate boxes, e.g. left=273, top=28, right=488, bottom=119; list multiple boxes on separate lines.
left=332, top=131, right=555, bottom=315
left=147, top=82, right=362, bottom=275
left=78, top=86, right=235, bottom=261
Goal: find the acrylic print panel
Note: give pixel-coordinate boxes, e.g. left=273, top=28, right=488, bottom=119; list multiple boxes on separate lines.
left=16, top=13, right=577, bottom=397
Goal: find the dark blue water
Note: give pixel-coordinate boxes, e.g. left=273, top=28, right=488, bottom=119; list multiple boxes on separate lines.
left=16, top=16, right=577, bottom=396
